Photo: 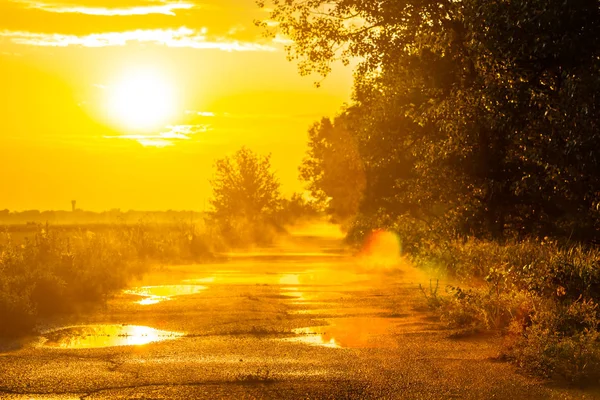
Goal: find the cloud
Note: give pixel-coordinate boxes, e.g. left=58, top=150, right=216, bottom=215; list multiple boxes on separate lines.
left=165, top=124, right=211, bottom=135
left=15, top=0, right=195, bottom=16
left=0, top=51, right=23, bottom=56
left=104, top=124, right=211, bottom=147
left=186, top=111, right=215, bottom=117
left=136, top=138, right=174, bottom=147
left=272, top=33, right=293, bottom=45
left=0, top=0, right=267, bottom=42
left=0, top=27, right=276, bottom=51
left=186, top=110, right=322, bottom=121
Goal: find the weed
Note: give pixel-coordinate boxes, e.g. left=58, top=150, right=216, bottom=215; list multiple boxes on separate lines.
left=0, top=222, right=216, bottom=337
left=235, top=367, right=275, bottom=383
left=413, top=237, right=600, bottom=384
left=419, top=279, right=441, bottom=308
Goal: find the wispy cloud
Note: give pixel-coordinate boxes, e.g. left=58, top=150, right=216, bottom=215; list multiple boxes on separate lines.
left=0, top=27, right=276, bottom=51
left=15, top=0, right=195, bottom=16
left=186, top=110, right=321, bottom=120
left=165, top=124, right=211, bottom=136
left=137, top=138, right=174, bottom=147
left=0, top=51, right=23, bottom=56
left=272, top=33, right=293, bottom=45
left=186, top=110, right=215, bottom=117
left=104, top=124, right=211, bottom=147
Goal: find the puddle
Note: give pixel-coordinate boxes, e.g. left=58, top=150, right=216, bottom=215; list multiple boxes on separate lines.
left=276, top=270, right=373, bottom=286
left=41, top=325, right=183, bottom=349
left=183, top=269, right=373, bottom=287
left=289, top=307, right=388, bottom=316
left=282, top=288, right=349, bottom=303
left=124, top=284, right=207, bottom=305
left=284, top=317, right=401, bottom=348
left=183, top=277, right=215, bottom=284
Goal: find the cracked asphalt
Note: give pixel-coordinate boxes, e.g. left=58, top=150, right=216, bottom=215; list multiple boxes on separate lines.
left=1, top=233, right=598, bottom=399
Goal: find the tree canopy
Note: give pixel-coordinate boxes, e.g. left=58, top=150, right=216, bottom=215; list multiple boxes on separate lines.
left=300, top=116, right=365, bottom=224
left=209, top=147, right=281, bottom=222
left=261, top=0, right=600, bottom=242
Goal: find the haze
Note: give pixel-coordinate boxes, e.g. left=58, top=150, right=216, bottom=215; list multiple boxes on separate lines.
left=1, top=0, right=599, bottom=397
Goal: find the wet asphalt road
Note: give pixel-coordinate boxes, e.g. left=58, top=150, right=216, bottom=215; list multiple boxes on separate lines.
left=0, top=234, right=598, bottom=399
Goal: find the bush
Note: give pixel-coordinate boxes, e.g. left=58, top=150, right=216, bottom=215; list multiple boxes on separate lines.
left=412, top=236, right=600, bottom=384
left=439, top=286, right=534, bottom=333
left=0, top=222, right=216, bottom=337
left=507, top=299, right=600, bottom=384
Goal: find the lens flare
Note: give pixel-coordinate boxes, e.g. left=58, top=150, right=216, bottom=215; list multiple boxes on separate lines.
left=359, top=229, right=402, bottom=270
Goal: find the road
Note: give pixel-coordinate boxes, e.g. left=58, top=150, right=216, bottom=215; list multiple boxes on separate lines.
left=0, top=232, right=597, bottom=399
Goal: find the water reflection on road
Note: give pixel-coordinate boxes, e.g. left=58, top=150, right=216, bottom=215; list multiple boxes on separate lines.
left=41, top=325, right=183, bottom=349
left=120, top=250, right=404, bottom=351
left=124, top=284, right=208, bottom=305
left=286, top=317, right=402, bottom=349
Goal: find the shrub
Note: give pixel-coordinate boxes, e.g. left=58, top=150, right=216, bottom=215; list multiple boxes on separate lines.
left=415, top=237, right=600, bottom=384
left=0, top=222, right=216, bottom=337
left=507, top=299, right=600, bottom=384
left=439, top=286, right=534, bottom=333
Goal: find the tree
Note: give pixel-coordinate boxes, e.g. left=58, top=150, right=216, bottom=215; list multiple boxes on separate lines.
left=300, top=116, right=365, bottom=224
left=260, top=0, right=600, bottom=242
left=278, top=192, right=322, bottom=224
left=209, top=147, right=281, bottom=222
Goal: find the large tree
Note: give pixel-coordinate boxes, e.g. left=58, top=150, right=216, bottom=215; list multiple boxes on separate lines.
left=260, top=0, right=600, bottom=242
left=300, top=116, right=365, bottom=224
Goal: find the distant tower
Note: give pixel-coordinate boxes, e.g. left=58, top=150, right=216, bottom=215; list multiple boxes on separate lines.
left=71, top=200, right=76, bottom=212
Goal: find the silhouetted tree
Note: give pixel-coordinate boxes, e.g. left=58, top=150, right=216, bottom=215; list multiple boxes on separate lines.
left=278, top=192, right=322, bottom=224
left=210, top=147, right=281, bottom=221
left=300, top=116, right=365, bottom=224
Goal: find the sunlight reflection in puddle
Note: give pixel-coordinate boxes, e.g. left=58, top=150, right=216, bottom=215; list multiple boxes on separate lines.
left=182, top=277, right=215, bottom=284
left=289, top=307, right=388, bottom=316
left=41, top=325, right=183, bottom=349
left=281, top=288, right=348, bottom=303
left=183, top=269, right=371, bottom=287
left=124, top=284, right=207, bottom=304
left=284, top=317, right=400, bottom=348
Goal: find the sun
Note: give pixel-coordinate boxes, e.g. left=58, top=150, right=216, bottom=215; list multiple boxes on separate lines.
left=107, top=68, right=176, bottom=131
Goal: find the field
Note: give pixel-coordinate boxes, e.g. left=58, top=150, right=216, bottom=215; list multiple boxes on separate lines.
left=0, top=222, right=216, bottom=337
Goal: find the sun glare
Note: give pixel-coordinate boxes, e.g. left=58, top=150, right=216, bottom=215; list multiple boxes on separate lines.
left=108, top=69, right=176, bottom=131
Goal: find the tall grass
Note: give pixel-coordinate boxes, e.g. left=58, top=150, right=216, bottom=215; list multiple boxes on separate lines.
left=414, top=237, right=600, bottom=384
left=0, top=222, right=216, bottom=337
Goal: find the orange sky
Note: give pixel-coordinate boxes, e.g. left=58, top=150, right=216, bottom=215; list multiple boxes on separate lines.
left=0, top=0, right=353, bottom=211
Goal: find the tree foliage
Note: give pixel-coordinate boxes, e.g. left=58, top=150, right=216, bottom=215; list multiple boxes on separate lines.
left=209, top=147, right=281, bottom=222
left=300, top=116, right=365, bottom=223
left=261, top=0, right=600, bottom=242
left=278, top=192, right=322, bottom=224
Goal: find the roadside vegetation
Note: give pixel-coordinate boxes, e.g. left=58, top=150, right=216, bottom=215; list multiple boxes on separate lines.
left=0, top=222, right=215, bottom=337
left=0, top=147, right=318, bottom=338
left=415, top=237, right=600, bottom=384
left=208, top=146, right=321, bottom=247
left=260, top=0, right=600, bottom=385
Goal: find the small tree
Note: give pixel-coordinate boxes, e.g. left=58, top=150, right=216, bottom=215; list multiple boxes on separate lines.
left=278, top=192, right=322, bottom=225
left=209, top=147, right=282, bottom=244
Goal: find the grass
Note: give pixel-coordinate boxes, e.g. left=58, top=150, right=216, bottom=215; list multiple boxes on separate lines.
left=235, top=367, right=275, bottom=383
left=0, top=222, right=218, bottom=337
left=413, top=237, right=600, bottom=385
left=0, top=213, right=294, bottom=338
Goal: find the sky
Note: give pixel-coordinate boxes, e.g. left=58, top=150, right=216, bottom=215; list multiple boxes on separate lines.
left=0, top=0, right=353, bottom=211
